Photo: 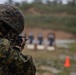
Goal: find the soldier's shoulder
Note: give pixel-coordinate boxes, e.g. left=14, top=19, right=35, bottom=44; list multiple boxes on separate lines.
left=0, top=38, right=10, bottom=44
left=23, top=55, right=34, bottom=62
left=22, top=55, right=36, bottom=74
left=23, top=55, right=36, bottom=69
left=0, top=38, right=9, bottom=43
left=0, top=38, right=10, bottom=48
left=21, top=54, right=36, bottom=67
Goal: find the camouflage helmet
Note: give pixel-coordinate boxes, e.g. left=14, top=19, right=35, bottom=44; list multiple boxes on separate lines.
left=0, top=4, right=24, bottom=34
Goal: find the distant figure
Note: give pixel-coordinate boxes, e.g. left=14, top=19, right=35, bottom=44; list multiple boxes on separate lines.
left=28, top=32, right=34, bottom=44
left=37, top=33, right=43, bottom=45
left=48, top=33, right=55, bottom=46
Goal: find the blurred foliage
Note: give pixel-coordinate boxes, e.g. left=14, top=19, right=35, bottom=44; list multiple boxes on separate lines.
left=70, top=43, right=76, bottom=53
left=17, top=3, right=76, bottom=34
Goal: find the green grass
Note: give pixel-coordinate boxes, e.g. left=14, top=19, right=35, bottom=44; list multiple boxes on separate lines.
left=70, top=42, right=76, bottom=53
left=22, top=42, right=76, bottom=75
left=19, top=4, right=76, bottom=15
left=25, top=14, right=76, bottom=34
left=18, top=4, right=76, bottom=34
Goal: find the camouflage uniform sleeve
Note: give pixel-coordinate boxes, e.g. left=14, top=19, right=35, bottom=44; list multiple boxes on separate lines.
left=8, top=48, right=36, bottom=75
left=23, top=55, right=36, bottom=75
left=0, top=39, right=10, bottom=58
left=15, top=54, right=36, bottom=75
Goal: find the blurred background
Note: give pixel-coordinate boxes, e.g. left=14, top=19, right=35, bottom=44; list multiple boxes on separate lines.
left=1, top=0, right=76, bottom=75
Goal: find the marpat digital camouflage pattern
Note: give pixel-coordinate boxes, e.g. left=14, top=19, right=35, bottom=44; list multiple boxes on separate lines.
left=0, top=4, right=36, bottom=75
left=0, top=4, right=24, bottom=34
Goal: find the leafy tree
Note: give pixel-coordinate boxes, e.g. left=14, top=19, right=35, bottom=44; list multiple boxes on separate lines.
left=58, top=0, right=62, bottom=5
left=53, top=0, right=58, bottom=5
left=46, top=0, right=52, bottom=5
left=33, top=0, right=43, bottom=4
left=8, top=0, right=13, bottom=4
left=15, top=2, right=20, bottom=6
left=67, top=0, right=76, bottom=6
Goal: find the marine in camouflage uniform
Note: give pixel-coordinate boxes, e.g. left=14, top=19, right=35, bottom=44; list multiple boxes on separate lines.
left=0, top=4, right=36, bottom=75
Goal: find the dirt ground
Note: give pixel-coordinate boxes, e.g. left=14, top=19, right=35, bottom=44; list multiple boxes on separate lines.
left=23, top=27, right=75, bottom=39
left=22, top=27, right=76, bottom=75
left=22, top=48, right=75, bottom=75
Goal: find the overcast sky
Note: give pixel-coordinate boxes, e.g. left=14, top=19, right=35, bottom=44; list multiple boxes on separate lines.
left=0, top=0, right=67, bottom=4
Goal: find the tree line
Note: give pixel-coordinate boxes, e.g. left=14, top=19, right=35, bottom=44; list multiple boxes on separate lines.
left=6, top=0, right=76, bottom=7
